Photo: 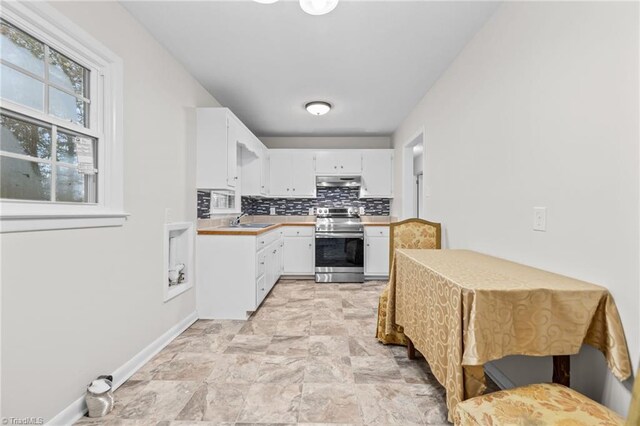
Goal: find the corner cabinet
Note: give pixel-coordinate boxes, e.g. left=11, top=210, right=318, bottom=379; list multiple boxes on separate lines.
left=197, top=108, right=244, bottom=190
left=360, top=150, right=393, bottom=198
left=269, top=150, right=316, bottom=197
left=364, top=226, right=390, bottom=278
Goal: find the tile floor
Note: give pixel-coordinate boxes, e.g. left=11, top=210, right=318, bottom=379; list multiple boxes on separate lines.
left=76, top=280, right=497, bottom=425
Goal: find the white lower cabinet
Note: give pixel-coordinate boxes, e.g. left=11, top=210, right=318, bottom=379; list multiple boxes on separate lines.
left=364, top=226, right=390, bottom=277
left=283, top=227, right=314, bottom=275
left=197, top=227, right=283, bottom=319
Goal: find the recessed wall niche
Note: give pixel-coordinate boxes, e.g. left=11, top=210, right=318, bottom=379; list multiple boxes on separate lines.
left=163, top=222, right=194, bottom=302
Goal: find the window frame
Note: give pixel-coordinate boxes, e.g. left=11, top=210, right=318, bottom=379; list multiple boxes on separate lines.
left=0, top=1, right=126, bottom=232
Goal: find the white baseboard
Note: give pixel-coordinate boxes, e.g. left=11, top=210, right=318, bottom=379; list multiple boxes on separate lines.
left=485, top=362, right=516, bottom=390
left=47, top=312, right=198, bottom=426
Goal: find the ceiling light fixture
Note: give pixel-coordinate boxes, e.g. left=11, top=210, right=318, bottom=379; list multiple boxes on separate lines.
left=299, top=0, right=339, bottom=16
left=305, top=101, right=332, bottom=116
left=253, top=0, right=279, bottom=4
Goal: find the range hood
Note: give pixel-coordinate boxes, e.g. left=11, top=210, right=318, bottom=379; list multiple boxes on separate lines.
left=316, top=175, right=361, bottom=188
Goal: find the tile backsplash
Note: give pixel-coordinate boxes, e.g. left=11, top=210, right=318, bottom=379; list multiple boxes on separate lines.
left=242, top=187, right=390, bottom=216
left=198, top=187, right=390, bottom=218
left=197, top=191, right=211, bottom=219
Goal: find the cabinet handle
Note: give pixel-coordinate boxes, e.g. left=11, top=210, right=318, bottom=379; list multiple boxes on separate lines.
left=367, top=243, right=370, bottom=247
left=234, top=176, right=238, bottom=180
left=334, top=166, right=337, bottom=169
left=260, top=262, right=265, bottom=265
left=261, top=241, right=265, bottom=245
left=309, top=243, right=312, bottom=247
left=341, top=165, right=344, bottom=169
left=286, top=188, right=290, bottom=191
left=273, top=250, right=277, bottom=254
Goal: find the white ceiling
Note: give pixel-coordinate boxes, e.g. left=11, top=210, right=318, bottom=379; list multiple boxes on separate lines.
left=122, top=0, right=499, bottom=137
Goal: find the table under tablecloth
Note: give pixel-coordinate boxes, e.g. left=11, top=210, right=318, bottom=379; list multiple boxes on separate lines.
left=382, top=249, right=631, bottom=421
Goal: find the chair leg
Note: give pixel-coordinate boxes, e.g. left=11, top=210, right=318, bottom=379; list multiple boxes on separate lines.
left=552, top=355, right=570, bottom=387
left=407, top=338, right=416, bottom=360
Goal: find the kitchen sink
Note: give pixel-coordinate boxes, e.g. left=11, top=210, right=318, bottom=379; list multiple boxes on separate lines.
left=228, top=223, right=274, bottom=229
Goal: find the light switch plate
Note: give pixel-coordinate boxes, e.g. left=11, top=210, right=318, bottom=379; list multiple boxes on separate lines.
left=533, top=207, right=546, bottom=231
left=165, top=208, right=173, bottom=223
left=270, top=207, right=276, bottom=215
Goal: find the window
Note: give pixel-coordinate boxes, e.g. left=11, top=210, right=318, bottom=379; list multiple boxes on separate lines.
left=0, top=2, right=125, bottom=232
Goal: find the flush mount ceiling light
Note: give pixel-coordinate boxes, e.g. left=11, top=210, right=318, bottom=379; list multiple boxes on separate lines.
left=305, top=101, right=332, bottom=116
left=253, top=0, right=279, bottom=3
left=299, top=0, right=339, bottom=16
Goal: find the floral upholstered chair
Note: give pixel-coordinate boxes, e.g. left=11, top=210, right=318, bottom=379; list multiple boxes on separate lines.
left=376, top=218, right=441, bottom=345
left=453, top=359, right=640, bottom=425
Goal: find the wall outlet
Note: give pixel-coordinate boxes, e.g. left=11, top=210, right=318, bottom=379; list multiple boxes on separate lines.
left=308, top=207, right=315, bottom=215
left=270, top=207, right=276, bottom=215
left=359, top=206, right=365, bottom=215
left=533, top=207, right=546, bottom=231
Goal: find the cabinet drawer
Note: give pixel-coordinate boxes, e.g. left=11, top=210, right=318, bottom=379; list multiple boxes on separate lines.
left=283, top=226, right=314, bottom=237
left=365, top=226, right=389, bottom=237
left=256, top=275, right=267, bottom=306
left=257, top=251, right=266, bottom=278
left=257, top=229, right=280, bottom=251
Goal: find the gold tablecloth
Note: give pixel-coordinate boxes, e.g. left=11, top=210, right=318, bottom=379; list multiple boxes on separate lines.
left=384, top=249, right=631, bottom=421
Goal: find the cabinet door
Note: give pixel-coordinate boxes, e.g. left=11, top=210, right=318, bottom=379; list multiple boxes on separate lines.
left=361, top=150, right=393, bottom=198
left=277, top=238, right=284, bottom=279
left=314, top=151, right=338, bottom=174
left=256, top=274, right=267, bottom=306
left=337, top=150, right=362, bottom=174
left=261, top=149, right=270, bottom=196
left=365, top=236, right=390, bottom=276
left=196, top=108, right=232, bottom=190
left=269, top=150, right=292, bottom=196
left=226, top=117, right=240, bottom=187
left=315, top=150, right=361, bottom=174
left=283, top=237, right=314, bottom=274
left=290, top=151, right=316, bottom=197
left=265, top=242, right=276, bottom=289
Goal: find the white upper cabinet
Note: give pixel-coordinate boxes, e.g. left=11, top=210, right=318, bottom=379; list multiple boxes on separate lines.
left=270, top=150, right=316, bottom=197
left=261, top=149, right=270, bottom=195
left=197, top=108, right=233, bottom=190
left=361, top=150, right=393, bottom=198
left=241, top=137, right=269, bottom=197
left=269, top=150, right=292, bottom=196
left=315, top=150, right=362, bottom=174
left=198, top=107, right=269, bottom=194
left=226, top=116, right=241, bottom=188
left=197, top=108, right=247, bottom=190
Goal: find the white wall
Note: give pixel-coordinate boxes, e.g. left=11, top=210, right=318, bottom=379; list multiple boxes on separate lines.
left=392, top=1, right=638, bottom=415
left=261, top=136, right=391, bottom=149
left=0, top=1, right=220, bottom=420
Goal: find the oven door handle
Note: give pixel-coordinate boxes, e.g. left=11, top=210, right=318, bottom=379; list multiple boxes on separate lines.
left=315, top=233, right=364, bottom=239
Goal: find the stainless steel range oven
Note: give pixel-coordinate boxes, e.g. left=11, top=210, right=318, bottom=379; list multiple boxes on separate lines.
left=315, top=207, right=364, bottom=283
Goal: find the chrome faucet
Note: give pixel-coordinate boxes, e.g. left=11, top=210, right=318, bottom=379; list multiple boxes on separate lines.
left=230, top=212, right=248, bottom=226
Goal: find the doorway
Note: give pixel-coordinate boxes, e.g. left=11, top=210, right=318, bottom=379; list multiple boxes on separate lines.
left=402, top=129, right=424, bottom=219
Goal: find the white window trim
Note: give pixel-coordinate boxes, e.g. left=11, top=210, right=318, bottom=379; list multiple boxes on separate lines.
left=0, top=1, right=127, bottom=233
